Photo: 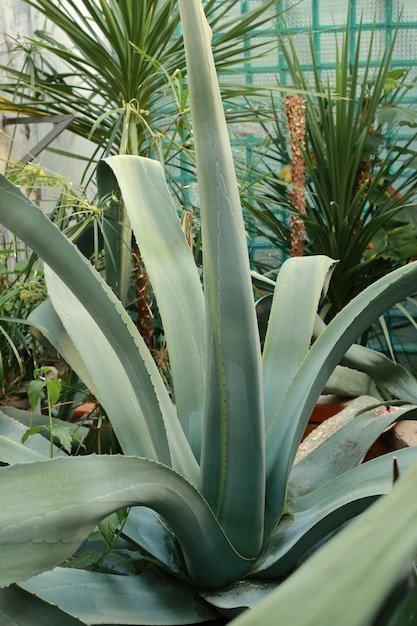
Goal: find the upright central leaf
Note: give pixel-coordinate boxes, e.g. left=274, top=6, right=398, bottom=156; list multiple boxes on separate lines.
left=178, top=0, right=265, bottom=557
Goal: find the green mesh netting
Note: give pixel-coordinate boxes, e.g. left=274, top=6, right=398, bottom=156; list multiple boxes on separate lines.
left=231, top=0, right=417, bottom=266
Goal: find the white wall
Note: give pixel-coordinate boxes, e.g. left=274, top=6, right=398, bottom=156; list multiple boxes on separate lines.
left=0, top=0, right=94, bottom=185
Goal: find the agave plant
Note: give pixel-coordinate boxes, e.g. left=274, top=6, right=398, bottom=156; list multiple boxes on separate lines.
left=2, top=1, right=417, bottom=624
left=249, top=17, right=417, bottom=318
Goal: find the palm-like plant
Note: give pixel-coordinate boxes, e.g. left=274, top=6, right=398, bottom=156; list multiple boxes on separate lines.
left=1, top=0, right=277, bottom=165
left=1, top=0, right=279, bottom=309
left=1, top=2, right=417, bottom=624
left=250, top=19, right=417, bottom=318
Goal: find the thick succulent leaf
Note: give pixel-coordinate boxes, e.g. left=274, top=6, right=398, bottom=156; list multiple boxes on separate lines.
left=98, top=168, right=132, bottom=306
left=253, top=445, right=417, bottom=578
left=179, top=0, right=264, bottom=559
left=264, top=259, right=417, bottom=533
left=323, top=364, right=375, bottom=396
left=314, top=314, right=417, bottom=402
left=0, top=406, right=80, bottom=463
left=201, top=579, right=277, bottom=613
left=231, top=458, right=417, bottom=626
left=342, top=341, right=417, bottom=403
left=0, top=584, right=87, bottom=625
left=98, top=155, right=206, bottom=459
left=44, top=267, right=198, bottom=483
left=288, top=402, right=417, bottom=497
left=0, top=409, right=51, bottom=463
left=294, top=394, right=380, bottom=463
left=0, top=175, right=172, bottom=466
left=19, top=566, right=219, bottom=625
left=0, top=455, right=252, bottom=590
left=28, top=299, right=96, bottom=395
left=263, top=256, right=336, bottom=430
left=0, top=404, right=88, bottom=440
left=122, top=506, right=187, bottom=578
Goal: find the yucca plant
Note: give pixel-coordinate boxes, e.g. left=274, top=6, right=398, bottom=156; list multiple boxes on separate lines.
left=1, top=0, right=279, bottom=304
left=2, top=2, right=417, bottom=624
left=1, top=0, right=277, bottom=170
left=250, top=18, right=417, bottom=318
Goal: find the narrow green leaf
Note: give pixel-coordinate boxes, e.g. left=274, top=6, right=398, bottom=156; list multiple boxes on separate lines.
left=179, top=0, right=264, bottom=559
left=263, top=256, right=336, bottom=430
left=44, top=266, right=198, bottom=482
left=99, top=155, right=206, bottom=459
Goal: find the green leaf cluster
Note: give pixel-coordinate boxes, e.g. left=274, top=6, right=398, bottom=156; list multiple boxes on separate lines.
left=251, top=17, right=417, bottom=318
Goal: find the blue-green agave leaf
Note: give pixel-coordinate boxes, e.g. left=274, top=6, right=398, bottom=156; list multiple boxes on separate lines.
left=0, top=455, right=253, bottom=589
left=98, top=156, right=206, bottom=460
left=0, top=584, right=87, bottom=625
left=201, top=579, right=277, bottom=614
left=254, top=446, right=417, bottom=578
left=0, top=175, right=172, bottom=467
left=231, top=457, right=417, bottom=626
left=28, top=299, right=96, bottom=396
left=122, top=506, right=186, bottom=578
left=264, top=259, right=417, bottom=533
left=44, top=267, right=198, bottom=483
left=0, top=410, right=50, bottom=463
left=178, top=0, right=264, bottom=560
left=342, top=340, right=417, bottom=403
left=288, top=402, right=417, bottom=497
left=314, top=314, right=417, bottom=403
left=19, top=566, right=218, bottom=625
left=263, top=255, right=336, bottom=431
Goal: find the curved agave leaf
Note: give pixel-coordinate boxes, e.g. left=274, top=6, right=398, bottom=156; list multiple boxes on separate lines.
left=288, top=403, right=417, bottom=497
left=19, top=566, right=219, bottom=625
left=0, top=175, right=172, bottom=466
left=98, top=155, right=206, bottom=460
left=0, top=584, right=87, bottom=626
left=231, top=458, right=417, bottom=626
left=263, top=255, right=336, bottom=431
left=0, top=407, right=78, bottom=463
left=28, top=299, right=96, bottom=395
left=0, top=455, right=253, bottom=589
left=264, top=259, right=417, bottom=533
left=122, top=506, right=186, bottom=578
left=342, top=341, right=417, bottom=403
left=0, top=409, right=52, bottom=463
left=253, top=445, right=417, bottom=578
left=201, top=579, right=277, bottom=615
left=44, top=267, right=198, bottom=483
left=294, top=394, right=383, bottom=463
left=179, top=0, right=264, bottom=559
left=314, top=314, right=417, bottom=403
